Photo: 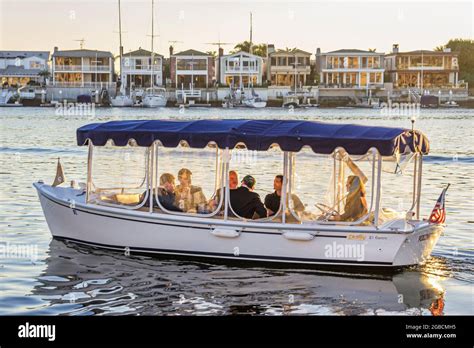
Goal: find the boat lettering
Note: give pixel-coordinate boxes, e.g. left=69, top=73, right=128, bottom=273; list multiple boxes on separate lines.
left=347, top=234, right=366, bottom=241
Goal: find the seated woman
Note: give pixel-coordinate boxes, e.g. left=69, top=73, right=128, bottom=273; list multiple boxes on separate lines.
left=175, top=168, right=208, bottom=213
left=331, top=175, right=368, bottom=222
left=142, top=173, right=182, bottom=212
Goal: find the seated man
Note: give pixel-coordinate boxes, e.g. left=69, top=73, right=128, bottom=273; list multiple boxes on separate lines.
left=265, top=175, right=304, bottom=218
left=331, top=175, right=368, bottom=222
left=175, top=168, right=207, bottom=213
left=142, top=173, right=182, bottom=212
left=210, top=170, right=239, bottom=210
left=229, top=175, right=267, bottom=219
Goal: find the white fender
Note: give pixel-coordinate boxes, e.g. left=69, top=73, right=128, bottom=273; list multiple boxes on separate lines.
left=282, top=231, right=314, bottom=241
left=210, top=228, right=240, bottom=238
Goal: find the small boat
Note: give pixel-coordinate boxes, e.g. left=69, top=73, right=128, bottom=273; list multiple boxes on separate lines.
left=242, top=96, right=266, bottom=108
left=440, top=100, right=459, bottom=108
left=142, top=87, right=167, bottom=107
left=141, top=0, right=167, bottom=108
left=34, top=119, right=446, bottom=269
left=111, top=93, right=133, bottom=107
left=242, top=88, right=266, bottom=108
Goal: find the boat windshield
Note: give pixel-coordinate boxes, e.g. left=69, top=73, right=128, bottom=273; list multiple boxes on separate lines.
left=290, top=147, right=376, bottom=225
left=88, top=142, right=149, bottom=208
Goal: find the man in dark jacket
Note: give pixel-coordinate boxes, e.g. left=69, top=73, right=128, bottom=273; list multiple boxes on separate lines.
left=229, top=175, right=267, bottom=219
left=142, top=173, right=182, bottom=212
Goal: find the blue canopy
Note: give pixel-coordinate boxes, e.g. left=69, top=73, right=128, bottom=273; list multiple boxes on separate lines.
left=76, top=119, right=429, bottom=156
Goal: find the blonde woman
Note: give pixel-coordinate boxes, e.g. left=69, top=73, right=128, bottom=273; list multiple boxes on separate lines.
left=175, top=168, right=207, bottom=213
left=332, top=175, right=368, bottom=222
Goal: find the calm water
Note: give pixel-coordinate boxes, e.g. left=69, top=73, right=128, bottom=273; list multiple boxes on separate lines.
left=0, top=107, right=472, bottom=315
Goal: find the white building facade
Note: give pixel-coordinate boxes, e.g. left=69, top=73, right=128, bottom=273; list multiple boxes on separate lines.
left=219, top=51, right=263, bottom=87
left=0, top=51, right=49, bottom=86
left=121, top=48, right=163, bottom=90
left=51, top=47, right=114, bottom=88
left=317, top=49, right=385, bottom=89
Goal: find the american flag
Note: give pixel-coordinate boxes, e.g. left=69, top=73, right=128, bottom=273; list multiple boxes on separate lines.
left=429, top=185, right=450, bottom=224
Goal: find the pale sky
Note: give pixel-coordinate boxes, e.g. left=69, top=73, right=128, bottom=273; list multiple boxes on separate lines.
left=0, top=0, right=472, bottom=57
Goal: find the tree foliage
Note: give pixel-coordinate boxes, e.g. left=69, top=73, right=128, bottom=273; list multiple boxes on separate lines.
left=231, top=41, right=267, bottom=57
left=435, top=39, right=474, bottom=86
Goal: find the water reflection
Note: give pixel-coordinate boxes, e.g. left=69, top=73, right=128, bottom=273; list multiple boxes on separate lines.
left=27, top=239, right=445, bottom=316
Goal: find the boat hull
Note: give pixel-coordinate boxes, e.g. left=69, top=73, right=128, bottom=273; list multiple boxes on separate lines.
left=142, top=95, right=167, bottom=107
left=111, top=96, right=133, bottom=107
left=34, top=183, right=443, bottom=268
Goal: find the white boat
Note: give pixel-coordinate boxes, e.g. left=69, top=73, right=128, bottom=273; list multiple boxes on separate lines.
left=110, top=0, right=133, bottom=108
left=34, top=119, right=445, bottom=269
left=140, top=0, right=167, bottom=108
left=242, top=88, right=266, bottom=108
left=142, top=87, right=167, bottom=107
left=440, top=100, right=459, bottom=108
left=111, top=94, right=133, bottom=107
left=242, top=96, right=266, bottom=108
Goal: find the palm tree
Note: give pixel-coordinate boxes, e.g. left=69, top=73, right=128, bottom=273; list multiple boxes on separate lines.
left=206, top=51, right=217, bottom=58
left=231, top=41, right=267, bottom=57
left=38, top=70, right=51, bottom=86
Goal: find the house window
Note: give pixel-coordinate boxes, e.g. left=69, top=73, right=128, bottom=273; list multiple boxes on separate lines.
left=360, top=72, right=367, bottom=86
left=29, top=61, right=44, bottom=69
left=277, top=57, right=286, bottom=66
left=271, top=57, right=276, bottom=66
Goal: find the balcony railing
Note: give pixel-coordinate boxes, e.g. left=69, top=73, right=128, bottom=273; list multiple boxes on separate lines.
left=326, top=64, right=382, bottom=69
left=225, top=67, right=259, bottom=73
left=52, top=81, right=116, bottom=88
left=54, top=65, right=111, bottom=72
left=124, top=65, right=161, bottom=70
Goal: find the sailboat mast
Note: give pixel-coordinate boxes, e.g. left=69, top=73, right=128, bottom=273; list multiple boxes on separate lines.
left=118, top=0, right=123, bottom=58
left=118, top=0, right=124, bottom=93
left=249, top=12, right=253, bottom=90
left=249, top=12, right=253, bottom=55
left=150, top=0, right=155, bottom=88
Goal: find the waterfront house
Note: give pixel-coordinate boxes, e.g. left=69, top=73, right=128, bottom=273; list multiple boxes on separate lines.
left=51, top=47, right=114, bottom=88
left=267, top=47, right=312, bottom=87
left=170, top=49, right=215, bottom=89
left=0, top=51, right=49, bottom=87
left=384, top=44, right=460, bottom=89
left=218, top=51, right=263, bottom=87
left=121, top=48, right=164, bottom=90
left=316, top=48, right=385, bottom=89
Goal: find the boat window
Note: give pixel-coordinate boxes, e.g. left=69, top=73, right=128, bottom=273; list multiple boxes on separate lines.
left=88, top=143, right=149, bottom=209
left=154, top=143, right=223, bottom=215
left=289, top=147, right=376, bottom=225
left=227, top=144, right=284, bottom=221
left=377, top=153, right=418, bottom=223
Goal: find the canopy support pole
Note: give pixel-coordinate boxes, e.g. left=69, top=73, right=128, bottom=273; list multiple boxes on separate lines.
left=416, top=154, right=423, bottom=219
left=149, top=144, right=155, bottom=213
left=282, top=152, right=289, bottom=224
left=374, top=150, right=382, bottom=226
left=223, top=147, right=230, bottom=221
left=86, top=142, right=93, bottom=203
